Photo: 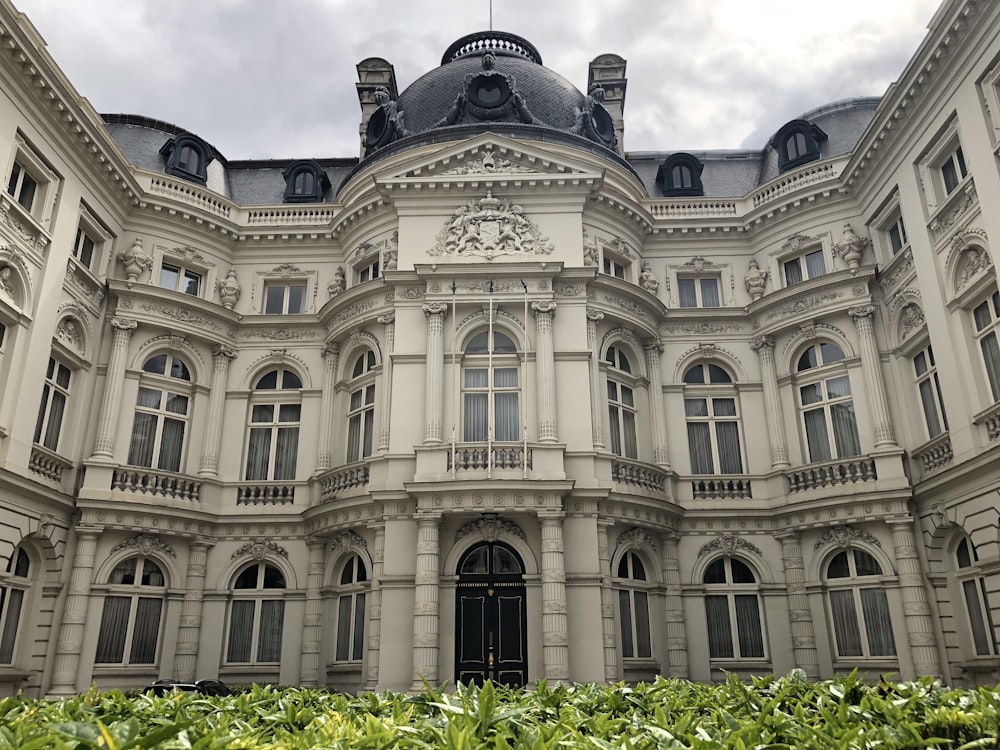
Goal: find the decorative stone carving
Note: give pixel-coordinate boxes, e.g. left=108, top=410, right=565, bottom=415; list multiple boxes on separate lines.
left=55, top=318, right=82, bottom=351
left=900, top=303, right=925, bottom=338
left=744, top=258, right=768, bottom=301
left=583, top=232, right=599, bottom=266
left=572, top=82, right=617, bottom=148
left=364, top=86, right=411, bottom=156
left=697, top=533, right=762, bottom=558
left=441, top=147, right=534, bottom=175
left=328, top=266, right=346, bottom=297
left=110, top=533, right=176, bottom=557
left=455, top=517, right=527, bottom=543
left=272, top=264, right=301, bottom=277
left=119, top=238, right=152, bottom=284
left=614, top=527, right=658, bottom=555
left=433, top=51, right=538, bottom=129
left=431, top=190, right=554, bottom=259
left=166, top=245, right=205, bottom=264
left=232, top=538, right=289, bottom=560
left=383, top=232, right=398, bottom=271
left=956, top=246, right=992, bottom=291
left=217, top=268, right=241, bottom=310
left=638, top=261, right=659, bottom=293
left=330, top=530, right=367, bottom=551
left=813, top=524, right=882, bottom=550
left=0, top=265, right=14, bottom=299
left=832, top=223, right=869, bottom=273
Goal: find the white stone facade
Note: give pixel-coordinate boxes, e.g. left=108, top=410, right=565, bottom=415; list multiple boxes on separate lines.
left=0, top=0, right=999, bottom=697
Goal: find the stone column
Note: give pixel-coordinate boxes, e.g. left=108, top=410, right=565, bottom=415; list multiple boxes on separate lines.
left=410, top=513, right=442, bottom=689
left=539, top=511, right=569, bottom=681
left=174, top=540, right=211, bottom=681
left=661, top=532, right=689, bottom=678
left=365, top=523, right=386, bottom=690
left=299, top=538, right=327, bottom=686
left=644, top=340, right=670, bottom=467
left=777, top=532, right=819, bottom=678
left=532, top=301, right=558, bottom=442
left=586, top=311, right=606, bottom=449
left=377, top=313, right=395, bottom=452
left=90, top=318, right=137, bottom=460
left=199, top=345, right=237, bottom=476
left=48, top=528, right=99, bottom=695
left=423, top=303, right=448, bottom=444
left=596, top=520, right=619, bottom=682
left=888, top=518, right=942, bottom=676
left=849, top=305, right=898, bottom=449
left=316, top=343, right=340, bottom=471
left=750, top=335, right=790, bottom=468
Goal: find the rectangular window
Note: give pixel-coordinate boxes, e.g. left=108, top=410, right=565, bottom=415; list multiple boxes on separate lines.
left=245, top=403, right=300, bottom=480
left=685, top=397, right=742, bottom=474
left=335, top=592, right=366, bottom=662
left=73, top=227, right=96, bottom=270
left=602, top=256, right=627, bottom=279
left=6, top=160, right=37, bottom=213
left=974, top=291, right=1000, bottom=402
left=347, top=385, right=376, bottom=462
left=913, top=346, right=948, bottom=439
left=128, top=386, right=189, bottom=473
left=608, top=380, right=637, bottom=458
left=463, top=366, right=519, bottom=442
left=263, top=283, right=307, bottom=314
left=356, top=259, right=380, bottom=284
left=799, top=375, right=861, bottom=462
left=941, top=145, right=968, bottom=195
left=678, top=277, right=721, bottom=308
left=33, top=357, right=71, bottom=452
left=159, top=264, right=201, bottom=296
left=5, top=137, right=59, bottom=226
left=887, top=215, right=908, bottom=255
left=783, top=249, right=826, bottom=286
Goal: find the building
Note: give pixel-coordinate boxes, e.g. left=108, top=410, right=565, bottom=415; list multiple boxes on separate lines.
left=0, top=0, right=999, bottom=697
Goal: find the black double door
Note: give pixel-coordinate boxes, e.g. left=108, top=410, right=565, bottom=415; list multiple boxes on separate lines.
left=455, top=541, right=527, bottom=687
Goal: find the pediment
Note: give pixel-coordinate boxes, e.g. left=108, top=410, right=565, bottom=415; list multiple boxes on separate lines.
left=377, top=133, right=600, bottom=183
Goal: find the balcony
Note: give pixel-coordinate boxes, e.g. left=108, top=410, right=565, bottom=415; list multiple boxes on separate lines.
left=111, top=467, right=201, bottom=502
left=236, top=483, right=297, bottom=506
left=973, top=401, right=1000, bottom=442
left=29, top=445, right=73, bottom=485
left=691, top=476, right=752, bottom=500
left=611, top=457, right=667, bottom=493
left=784, top=457, right=877, bottom=493
left=912, top=433, right=953, bottom=478
left=319, top=461, right=370, bottom=503
left=446, top=443, right=532, bottom=473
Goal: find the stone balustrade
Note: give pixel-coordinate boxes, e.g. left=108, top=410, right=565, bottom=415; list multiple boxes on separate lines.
left=246, top=206, right=337, bottom=226
left=611, top=457, right=667, bottom=493
left=111, top=467, right=202, bottom=501
left=236, top=483, right=297, bottom=505
left=318, top=462, right=370, bottom=502
left=750, top=158, right=842, bottom=209
left=912, top=433, right=954, bottom=476
left=648, top=200, right=739, bottom=219
left=973, top=401, right=1000, bottom=442
left=28, top=445, right=72, bottom=484
left=691, top=476, right=752, bottom=500
left=147, top=176, right=233, bottom=219
left=447, top=443, right=532, bottom=472
left=784, top=456, right=877, bottom=493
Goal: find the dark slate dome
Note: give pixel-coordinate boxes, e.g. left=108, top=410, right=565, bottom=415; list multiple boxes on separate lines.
left=355, top=31, right=626, bottom=172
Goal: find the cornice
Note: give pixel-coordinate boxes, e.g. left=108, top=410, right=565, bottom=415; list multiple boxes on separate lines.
left=747, top=267, right=875, bottom=336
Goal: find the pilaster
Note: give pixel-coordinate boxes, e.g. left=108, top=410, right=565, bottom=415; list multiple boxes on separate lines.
left=199, top=344, right=237, bottom=476
left=597, top=520, right=619, bottom=682
left=849, top=305, right=898, bottom=450
left=317, top=342, right=340, bottom=471
left=586, top=310, right=605, bottom=448
left=888, top=518, right=942, bottom=677
left=377, top=313, right=395, bottom=452
left=539, top=511, right=569, bottom=681
left=644, top=340, right=670, bottom=467
left=661, top=532, right=689, bottom=679
left=532, top=301, right=558, bottom=442
left=174, top=540, right=212, bottom=681
left=48, top=529, right=99, bottom=695
left=299, top=538, right=327, bottom=686
left=365, top=523, right=386, bottom=690
left=89, top=318, right=137, bottom=460
left=410, top=513, right=442, bottom=689
left=777, top=531, right=819, bottom=678
left=423, top=304, right=448, bottom=444
left=750, top=335, right=790, bottom=468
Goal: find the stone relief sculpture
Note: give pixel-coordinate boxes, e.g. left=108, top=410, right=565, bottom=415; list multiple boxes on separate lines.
left=833, top=223, right=869, bottom=273
left=572, top=82, right=618, bottom=149
left=744, top=258, right=768, bottom=301
left=638, top=261, right=659, bottom=293
left=217, top=268, right=241, bottom=310
left=433, top=51, right=539, bottom=128
left=430, top=190, right=554, bottom=259
left=383, top=232, right=398, bottom=271
left=0, top=265, right=13, bottom=299
left=119, top=238, right=152, bottom=285
left=328, top=266, right=346, bottom=297
left=363, top=86, right=411, bottom=157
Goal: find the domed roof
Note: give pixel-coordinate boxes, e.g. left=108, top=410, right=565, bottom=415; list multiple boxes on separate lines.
left=359, top=31, right=621, bottom=164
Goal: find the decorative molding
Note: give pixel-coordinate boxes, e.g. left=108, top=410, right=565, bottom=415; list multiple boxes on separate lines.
left=110, top=533, right=176, bottom=558
left=455, top=517, right=527, bottom=543
left=330, top=530, right=367, bottom=551
left=614, top=527, right=658, bottom=555
left=813, top=524, right=882, bottom=550
left=231, top=538, right=289, bottom=560
left=439, top=147, right=537, bottom=175
left=431, top=190, right=554, bottom=259
left=697, top=533, right=762, bottom=558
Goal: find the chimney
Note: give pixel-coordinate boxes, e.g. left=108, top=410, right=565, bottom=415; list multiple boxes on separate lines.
left=355, top=58, right=398, bottom=159
left=588, top=54, right=627, bottom=155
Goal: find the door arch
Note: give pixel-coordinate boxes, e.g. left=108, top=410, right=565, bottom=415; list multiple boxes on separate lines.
left=455, top=540, right=527, bottom=687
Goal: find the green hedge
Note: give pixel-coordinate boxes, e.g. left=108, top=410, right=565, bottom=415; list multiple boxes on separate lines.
left=1, top=672, right=998, bottom=749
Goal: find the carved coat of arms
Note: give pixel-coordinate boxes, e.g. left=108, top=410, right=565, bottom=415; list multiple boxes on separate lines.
left=431, top=190, right=554, bottom=260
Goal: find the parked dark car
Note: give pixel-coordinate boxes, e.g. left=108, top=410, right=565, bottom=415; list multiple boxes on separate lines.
left=145, top=678, right=230, bottom=697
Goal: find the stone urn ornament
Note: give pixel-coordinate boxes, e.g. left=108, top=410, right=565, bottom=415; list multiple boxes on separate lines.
left=744, top=258, right=768, bottom=301
left=833, top=223, right=869, bottom=274
left=217, top=268, right=241, bottom=310
left=119, top=237, right=152, bottom=285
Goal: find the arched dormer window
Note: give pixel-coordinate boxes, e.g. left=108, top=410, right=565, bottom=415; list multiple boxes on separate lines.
left=159, top=133, right=214, bottom=185
left=794, top=342, right=861, bottom=463
left=683, top=363, right=743, bottom=475
left=771, top=120, right=827, bottom=172
left=656, top=153, right=704, bottom=197
left=282, top=160, right=330, bottom=203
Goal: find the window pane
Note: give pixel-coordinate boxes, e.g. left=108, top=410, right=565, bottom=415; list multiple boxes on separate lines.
left=700, top=278, right=720, bottom=307
left=799, top=383, right=823, bottom=405
left=713, top=398, right=737, bottom=417
left=705, top=596, right=734, bottom=658
left=803, top=409, right=832, bottom=462
left=830, top=402, right=861, bottom=458
left=829, top=590, right=862, bottom=657
left=826, top=376, right=852, bottom=399
left=227, top=601, right=255, bottom=662
left=687, top=423, right=714, bottom=474
left=608, top=406, right=622, bottom=456
left=94, top=597, right=130, bottom=663
left=685, top=398, right=708, bottom=418
left=245, top=428, right=271, bottom=481
left=730, top=559, right=756, bottom=584
left=273, top=427, right=299, bottom=480
left=159, top=266, right=179, bottom=291
left=919, top=379, right=943, bottom=437
left=0, top=589, right=23, bottom=663
left=251, top=404, right=274, bottom=422
left=43, top=390, right=66, bottom=451
left=165, top=393, right=188, bottom=415
left=805, top=250, right=825, bottom=278
left=129, top=598, right=162, bottom=664
left=464, top=393, right=488, bottom=441
left=352, top=593, right=366, bottom=661
left=819, top=343, right=844, bottom=365
left=264, top=286, right=285, bottom=315
left=622, top=411, right=637, bottom=459
left=494, top=368, right=518, bottom=388
left=287, top=285, right=306, bottom=314
left=963, top=579, right=992, bottom=656
left=257, top=600, right=284, bottom=662
left=495, top=393, right=519, bottom=442
left=860, top=588, right=896, bottom=656
left=734, top=595, right=764, bottom=658
left=262, top=565, right=285, bottom=589
left=127, top=412, right=158, bottom=468
left=634, top=591, right=651, bottom=658
left=827, top=552, right=850, bottom=579
left=158, top=418, right=185, bottom=472
left=853, top=550, right=882, bottom=577
left=981, top=333, right=1000, bottom=401
left=279, top=404, right=301, bottom=422
left=347, top=415, right=361, bottom=462
left=703, top=559, right=726, bottom=584
left=336, top=595, right=353, bottom=661
left=784, top=258, right=803, bottom=286
left=618, top=590, right=634, bottom=658
left=620, top=386, right=634, bottom=408
left=464, top=368, right=488, bottom=388
left=716, top=422, right=743, bottom=474
left=678, top=279, right=697, bottom=308
left=182, top=272, right=200, bottom=296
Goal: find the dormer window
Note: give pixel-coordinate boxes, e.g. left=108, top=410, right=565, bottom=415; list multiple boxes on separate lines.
left=159, top=133, right=214, bottom=185
left=771, top=120, right=827, bottom=172
left=282, top=160, right=330, bottom=203
left=656, top=153, right=704, bottom=197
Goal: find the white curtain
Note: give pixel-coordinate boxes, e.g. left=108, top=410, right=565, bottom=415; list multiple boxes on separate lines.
left=678, top=279, right=697, bottom=307
left=245, top=428, right=271, bottom=480
left=860, top=588, right=895, bottom=656
left=830, top=402, right=861, bottom=458
left=687, top=423, right=713, bottom=474
left=336, top=596, right=353, bottom=661
left=227, top=600, right=255, bottom=662
left=700, top=278, right=720, bottom=307
left=0, top=588, right=23, bottom=663
left=128, top=412, right=157, bottom=468
left=464, top=369, right=488, bottom=441
left=129, top=597, right=162, bottom=664
left=981, top=334, right=1000, bottom=400
left=94, top=596, right=130, bottom=663
left=704, top=595, right=734, bottom=658
left=257, top=600, right=284, bottom=662
left=159, top=417, right=185, bottom=472
left=734, top=595, right=764, bottom=658
left=633, top=591, right=651, bottom=658
left=964, top=579, right=994, bottom=656
left=716, top=423, right=742, bottom=474
left=918, top=379, right=943, bottom=437
left=805, top=250, right=826, bottom=278
left=829, top=590, right=862, bottom=656
left=803, top=409, right=831, bottom=462
left=784, top=259, right=804, bottom=286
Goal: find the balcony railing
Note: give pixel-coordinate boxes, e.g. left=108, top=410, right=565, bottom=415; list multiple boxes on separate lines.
left=912, top=433, right=953, bottom=476
left=112, top=467, right=202, bottom=501
left=611, top=457, right=667, bottom=493
left=973, top=401, right=1000, bottom=442
left=29, top=445, right=72, bottom=484
left=691, top=476, right=752, bottom=500
left=785, top=457, right=877, bottom=493
left=447, top=443, right=532, bottom=472
left=236, top=483, right=296, bottom=505
left=319, top=461, right=370, bottom=502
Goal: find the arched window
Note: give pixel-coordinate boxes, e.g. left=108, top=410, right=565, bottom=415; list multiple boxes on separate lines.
left=771, top=120, right=826, bottom=172
left=463, top=330, right=519, bottom=442
left=33, top=355, right=72, bottom=453
left=825, top=548, right=895, bottom=658
left=795, top=343, right=860, bottom=462
left=605, top=345, right=637, bottom=458
left=334, top=554, right=368, bottom=662
left=282, top=160, right=330, bottom=203
left=347, top=351, right=377, bottom=462
left=226, top=562, right=286, bottom=664
left=615, top=551, right=651, bottom=659
left=703, top=557, right=765, bottom=660
left=94, top=556, right=165, bottom=665
left=656, top=153, right=704, bottom=197
left=128, top=353, right=192, bottom=473
left=683, top=363, right=742, bottom=474
left=159, top=133, right=214, bottom=185
left=972, top=289, right=1000, bottom=402
left=0, top=546, right=31, bottom=664
left=955, top=537, right=998, bottom=657
left=245, top=368, right=302, bottom=481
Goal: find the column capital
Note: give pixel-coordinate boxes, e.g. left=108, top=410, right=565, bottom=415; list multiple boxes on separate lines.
left=422, top=302, right=448, bottom=317
left=110, top=317, right=138, bottom=333
left=531, top=300, right=557, bottom=316
left=212, top=343, right=238, bottom=360
left=586, top=309, right=605, bottom=322
left=376, top=312, right=396, bottom=326
left=537, top=510, right=566, bottom=523
left=848, top=304, right=876, bottom=320
left=322, top=341, right=340, bottom=358
left=643, top=339, right=664, bottom=354
left=749, top=334, right=775, bottom=352
left=415, top=511, right=443, bottom=525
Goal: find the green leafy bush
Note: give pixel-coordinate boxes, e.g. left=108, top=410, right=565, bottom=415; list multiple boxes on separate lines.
left=0, top=673, right=997, bottom=749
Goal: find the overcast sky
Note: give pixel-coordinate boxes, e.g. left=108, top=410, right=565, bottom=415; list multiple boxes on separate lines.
left=13, top=0, right=942, bottom=161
